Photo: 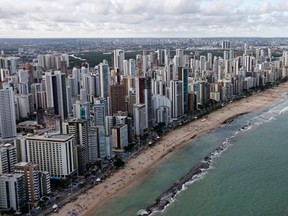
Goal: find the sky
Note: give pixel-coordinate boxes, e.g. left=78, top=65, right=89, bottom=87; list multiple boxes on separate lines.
left=0, top=0, right=287, bottom=38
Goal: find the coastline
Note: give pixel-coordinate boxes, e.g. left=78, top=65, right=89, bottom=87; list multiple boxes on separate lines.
left=54, top=83, right=288, bottom=216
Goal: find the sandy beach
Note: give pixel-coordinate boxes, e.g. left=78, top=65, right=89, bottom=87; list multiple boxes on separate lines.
left=53, top=82, right=288, bottom=216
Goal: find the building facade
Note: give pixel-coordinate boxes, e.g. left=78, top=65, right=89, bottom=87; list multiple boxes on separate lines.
left=0, top=174, right=26, bottom=211
left=25, top=134, right=75, bottom=179
left=0, top=86, right=17, bottom=139
left=62, top=119, right=89, bottom=176
left=0, top=143, right=17, bottom=175
left=14, top=162, right=40, bottom=203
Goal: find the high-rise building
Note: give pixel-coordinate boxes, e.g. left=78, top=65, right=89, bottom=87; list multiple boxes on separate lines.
left=268, top=48, right=272, bottom=60
left=62, top=119, right=89, bottom=176
left=283, top=51, right=288, bottom=66
left=0, top=57, right=19, bottom=75
left=109, top=84, right=127, bottom=115
left=88, top=74, right=100, bottom=99
left=144, top=77, right=153, bottom=128
left=152, top=79, right=166, bottom=96
left=176, top=49, right=185, bottom=67
left=164, top=63, right=174, bottom=86
left=133, top=104, right=147, bottom=136
left=136, top=54, right=142, bottom=76
left=93, top=98, right=108, bottom=126
left=156, top=49, right=165, bottom=66
left=73, top=100, right=90, bottom=122
left=18, top=82, right=29, bottom=95
left=97, top=126, right=107, bottom=159
left=99, top=63, right=110, bottom=99
left=223, top=51, right=229, bottom=60
left=60, top=54, right=69, bottom=68
left=135, top=77, right=153, bottom=127
left=127, top=92, right=136, bottom=116
left=256, top=48, right=260, bottom=61
left=105, top=115, right=127, bottom=136
left=0, top=86, right=17, bottom=139
left=123, top=59, right=129, bottom=76
left=88, top=126, right=107, bottom=161
left=243, top=55, right=255, bottom=72
left=207, top=53, right=213, bottom=69
left=170, top=80, right=183, bottom=118
left=54, top=71, right=68, bottom=120
left=30, top=83, right=42, bottom=105
left=16, top=94, right=34, bottom=118
left=0, top=143, right=17, bottom=174
left=178, top=68, right=189, bottom=114
left=113, top=49, right=125, bottom=74
left=25, top=134, right=75, bottom=179
left=45, top=71, right=68, bottom=120
left=35, top=91, right=47, bottom=110
left=18, top=69, right=29, bottom=84
left=122, top=76, right=130, bottom=96
left=60, top=61, right=68, bottom=75
left=88, top=126, right=98, bottom=163
left=72, top=67, right=81, bottom=96
left=39, top=171, right=51, bottom=196
left=128, top=59, right=136, bottom=76
left=0, top=68, right=9, bottom=82
left=44, top=72, right=54, bottom=108
left=187, top=91, right=197, bottom=112
left=14, top=162, right=40, bottom=203
left=0, top=174, right=26, bottom=211
left=152, top=95, right=171, bottom=124
left=38, top=54, right=69, bottom=71
left=111, top=124, right=128, bottom=149
left=197, top=81, right=210, bottom=107
left=222, top=40, right=231, bottom=49
left=173, top=55, right=180, bottom=75
left=142, top=52, right=147, bottom=75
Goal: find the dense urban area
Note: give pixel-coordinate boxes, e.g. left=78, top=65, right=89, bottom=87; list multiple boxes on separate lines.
left=1, top=37, right=288, bottom=215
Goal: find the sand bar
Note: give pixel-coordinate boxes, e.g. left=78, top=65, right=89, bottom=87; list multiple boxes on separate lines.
left=53, top=83, right=288, bottom=216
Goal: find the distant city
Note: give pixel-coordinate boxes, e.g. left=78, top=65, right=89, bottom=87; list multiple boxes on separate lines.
left=1, top=37, right=288, bottom=215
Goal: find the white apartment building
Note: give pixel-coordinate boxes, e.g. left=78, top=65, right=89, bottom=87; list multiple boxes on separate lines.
left=133, top=104, right=147, bottom=136
left=0, top=173, right=26, bottom=211
left=25, top=134, right=75, bottom=179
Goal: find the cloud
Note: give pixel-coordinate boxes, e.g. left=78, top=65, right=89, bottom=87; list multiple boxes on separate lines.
left=0, top=0, right=287, bottom=37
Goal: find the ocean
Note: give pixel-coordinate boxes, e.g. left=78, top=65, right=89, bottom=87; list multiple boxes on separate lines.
left=91, top=94, right=288, bottom=216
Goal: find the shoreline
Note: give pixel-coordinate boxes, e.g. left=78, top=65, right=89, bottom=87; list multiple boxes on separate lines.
left=54, top=83, right=288, bottom=216
left=140, top=160, right=211, bottom=216
left=140, top=120, right=242, bottom=216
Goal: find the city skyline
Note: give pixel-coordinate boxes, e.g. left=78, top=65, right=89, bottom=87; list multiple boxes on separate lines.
left=1, top=0, right=288, bottom=38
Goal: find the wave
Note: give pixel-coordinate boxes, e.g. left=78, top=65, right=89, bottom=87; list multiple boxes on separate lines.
left=137, top=137, right=232, bottom=216
left=137, top=97, right=288, bottom=216
left=249, top=97, right=288, bottom=127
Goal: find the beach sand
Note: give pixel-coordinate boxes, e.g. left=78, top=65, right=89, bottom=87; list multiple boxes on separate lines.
left=53, top=83, right=288, bottom=216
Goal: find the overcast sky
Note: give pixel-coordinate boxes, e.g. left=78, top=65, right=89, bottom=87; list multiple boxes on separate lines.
left=1, top=0, right=287, bottom=38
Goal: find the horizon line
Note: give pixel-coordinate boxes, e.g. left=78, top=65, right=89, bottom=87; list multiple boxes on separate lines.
left=1, top=36, right=288, bottom=40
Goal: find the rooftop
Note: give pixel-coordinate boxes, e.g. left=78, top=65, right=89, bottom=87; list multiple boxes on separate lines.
left=26, top=133, right=73, bottom=141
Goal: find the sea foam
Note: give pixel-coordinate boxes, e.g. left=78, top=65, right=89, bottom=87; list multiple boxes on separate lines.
left=138, top=96, right=288, bottom=216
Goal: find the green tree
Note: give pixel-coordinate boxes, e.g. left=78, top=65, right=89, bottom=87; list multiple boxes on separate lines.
left=113, top=158, right=125, bottom=168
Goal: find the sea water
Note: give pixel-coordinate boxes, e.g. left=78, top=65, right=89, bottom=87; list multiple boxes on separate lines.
left=91, top=95, right=288, bottom=216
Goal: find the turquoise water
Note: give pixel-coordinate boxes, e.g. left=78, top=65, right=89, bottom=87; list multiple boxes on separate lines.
left=91, top=96, right=288, bottom=216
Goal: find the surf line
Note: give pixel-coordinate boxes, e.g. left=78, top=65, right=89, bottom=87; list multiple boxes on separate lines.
left=137, top=139, right=231, bottom=216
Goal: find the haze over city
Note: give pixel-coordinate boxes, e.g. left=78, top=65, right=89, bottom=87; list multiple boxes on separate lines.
left=1, top=0, right=288, bottom=38
left=1, top=0, right=288, bottom=216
